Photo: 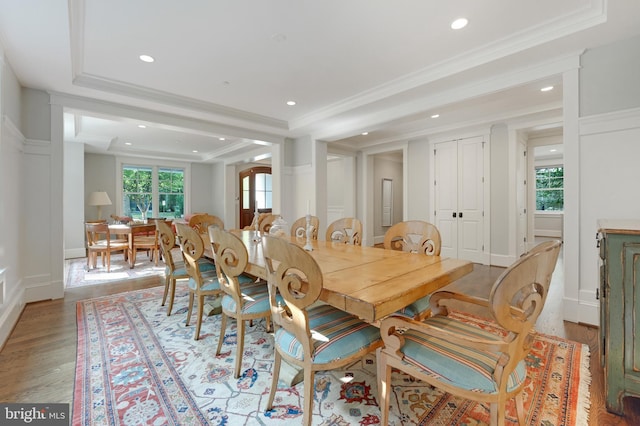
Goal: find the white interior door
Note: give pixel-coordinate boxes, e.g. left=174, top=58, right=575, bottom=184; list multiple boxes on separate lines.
left=434, top=140, right=458, bottom=258
left=434, top=137, right=485, bottom=262
left=457, top=137, right=484, bottom=263
left=516, top=140, right=528, bottom=256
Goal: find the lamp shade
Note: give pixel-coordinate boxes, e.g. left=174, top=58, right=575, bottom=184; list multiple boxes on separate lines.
left=87, top=191, right=112, bottom=206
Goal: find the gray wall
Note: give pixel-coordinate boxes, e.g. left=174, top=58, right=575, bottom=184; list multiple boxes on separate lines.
left=490, top=124, right=509, bottom=256
left=373, top=155, right=403, bottom=239
left=406, top=138, right=430, bottom=221
left=84, top=153, right=117, bottom=221
left=580, top=34, right=640, bottom=117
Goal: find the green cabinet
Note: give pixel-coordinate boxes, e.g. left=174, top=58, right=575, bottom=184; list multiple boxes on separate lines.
left=598, top=220, right=640, bottom=414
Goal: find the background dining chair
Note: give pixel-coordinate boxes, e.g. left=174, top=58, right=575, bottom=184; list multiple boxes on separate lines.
left=188, top=213, right=224, bottom=234
left=325, top=217, right=363, bottom=245
left=129, top=223, right=160, bottom=267
left=377, top=240, right=562, bottom=426
left=383, top=220, right=442, bottom=320
left=85, top=222, right=129, bottom=272
left=175, top=223, right=222, bottom=340
left=290, top=215, right=319, bottom=239
left=209, top=226, right=270, bottom=378
left=258, top=213, right=279, bottom=233
left=157, top=220, right=215, bottom=315
left=262, top=235, right=383, bottom=425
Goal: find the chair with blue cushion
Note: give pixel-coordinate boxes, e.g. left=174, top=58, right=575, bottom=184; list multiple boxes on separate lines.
left=175, top=223, right=221, bottom=340
left=383, top=220, right=442, bottom=320
left=377, top=240, right=561, bottom=426
left=262, top=235, right=383, bottom=426
left=209, top=226, right=270, bottom=378
left=157, top=220, right=216, bottom=316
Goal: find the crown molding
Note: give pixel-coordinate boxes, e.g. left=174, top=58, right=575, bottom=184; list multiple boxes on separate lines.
left=312, top=52, right=581, bottom=142
left=49, top=91, right=286, bottom=145
left=289, top=3, right=602, bottom=131
left=72, top=72, right=288, bottom=131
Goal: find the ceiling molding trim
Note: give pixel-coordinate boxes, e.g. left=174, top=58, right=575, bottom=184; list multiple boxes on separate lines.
left=50, top=91, right=286, bottom=144
left=201, top=139, right=258, bottom=162
left=345, top=103, right=563, bottom=151
left=313, top=52, right=581, bottom=142
left=289, top=5, right=603, bottom=130
left=223, top=145, right=272, bottom=166
left=68, top=0, right=84, bottom=81
left=72, top=72, right=288, bottom=131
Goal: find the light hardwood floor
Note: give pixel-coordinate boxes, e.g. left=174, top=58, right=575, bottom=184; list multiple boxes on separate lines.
left=0, top=249, right=639, bottom=425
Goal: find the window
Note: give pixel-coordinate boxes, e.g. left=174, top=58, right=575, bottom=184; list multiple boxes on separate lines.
left=254, top=172, right=272, bottom=209
left=536, top=166, right=563, bottom=211
left=121, top=164, right=185, bottom=219
left=158, top=168, right=184, bottom=218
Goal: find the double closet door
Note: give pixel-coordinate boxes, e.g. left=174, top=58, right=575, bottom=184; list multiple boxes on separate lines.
left=433, top=136, right=486, bottom=263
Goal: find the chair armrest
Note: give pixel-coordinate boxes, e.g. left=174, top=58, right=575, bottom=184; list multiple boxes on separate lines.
left=379, top=314, right=508, bottom=358
left=429, top=290, right=490, bottom=316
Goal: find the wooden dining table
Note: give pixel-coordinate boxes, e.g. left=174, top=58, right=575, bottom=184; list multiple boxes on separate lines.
left=205, top=229, right=473, bottom=323
left=109, top=223, right=157, bottom=269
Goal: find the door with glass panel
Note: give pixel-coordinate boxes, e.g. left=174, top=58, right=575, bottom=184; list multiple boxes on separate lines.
left=239, top=166, right=272, bottom=229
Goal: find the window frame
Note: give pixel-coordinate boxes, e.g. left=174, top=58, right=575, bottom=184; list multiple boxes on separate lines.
left=535, top=165, right=564, bottom=212
left=116, top=157, right=191, bottom=218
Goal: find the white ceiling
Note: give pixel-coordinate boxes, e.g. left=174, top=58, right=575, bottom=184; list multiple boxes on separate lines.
left=0, top=0, right=639, bottom=162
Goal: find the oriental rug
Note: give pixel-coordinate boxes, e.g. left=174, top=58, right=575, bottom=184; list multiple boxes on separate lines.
left=74, top=285, right=590, bottom=425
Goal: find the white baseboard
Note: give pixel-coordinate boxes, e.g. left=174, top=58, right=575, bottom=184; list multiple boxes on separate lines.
left=489, top=253, right=516, bottom=268
left=23, top=273, right=64, bottom=302
left=0, top=281, right=25, bottom=350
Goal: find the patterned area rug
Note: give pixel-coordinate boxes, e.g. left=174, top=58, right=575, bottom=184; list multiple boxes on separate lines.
left=74, top=285, right=590, bottom=425
left=65, top=250, right=180, bottom=288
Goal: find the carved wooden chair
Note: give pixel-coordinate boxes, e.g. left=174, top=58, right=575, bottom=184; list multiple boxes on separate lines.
left=383, top=220, right=442, bottom=320
left=157, top=220, right=215, bottom=315
left=258, top=213, right=279, bottom=233
left=209, top=226, right=269, bottom=378
left=175, top=223, right=222, bottom=340
left=290, top=215, right=319, bottom=239
left=262, top=235, right=383, bottom=425
left=188, top=213, right=224, bottom=234
left=377, top=240, right=562, bottom=426
left=325, top=217, right=363, bottom=245
left=85, top=222, right=129, bottom=272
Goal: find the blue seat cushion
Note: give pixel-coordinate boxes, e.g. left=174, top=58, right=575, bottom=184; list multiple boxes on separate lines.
left=187, top=268, right=221, bottom=291
left=169, top=258, right=216, bottom=277
left=220, top=278, right=275, bottom=315
left=398, top=315, right=527, bottom=394
left=274, top=304, right=381, bottom=365
left=395, top=294, right=431, bottom=319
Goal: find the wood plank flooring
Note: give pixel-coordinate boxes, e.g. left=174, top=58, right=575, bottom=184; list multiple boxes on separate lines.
left=1, top=253, right=639, bottom=425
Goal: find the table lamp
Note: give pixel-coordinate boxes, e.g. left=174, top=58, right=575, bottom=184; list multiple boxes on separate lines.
left=88, top=191, right=112, bottom=220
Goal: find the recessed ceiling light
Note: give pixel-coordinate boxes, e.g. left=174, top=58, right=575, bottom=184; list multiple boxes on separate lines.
left=219, top=137, right=225, bottom=141
left=361, top=132, right=368, bottom=136
left=137, top=124, right=146, bottom=129
left=139, top=54, right=155, bottom=63
left=451, top=18, right=468, bottom=30
left=286, top=101, right=296, bottom=106
left=192, top=150, right=198, bottom=153
left=431, top=114, right=440, bottom=119
left=125, top=142, right=132, bottom=146
left=540, top=86, right=554, bottom=92
left=550, top=149, right=557, bottom=152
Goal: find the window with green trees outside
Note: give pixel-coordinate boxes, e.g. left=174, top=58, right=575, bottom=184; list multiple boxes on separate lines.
left=122, top=165, right=184, bottom=219
left=535, top=166, right=563, bottom=211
